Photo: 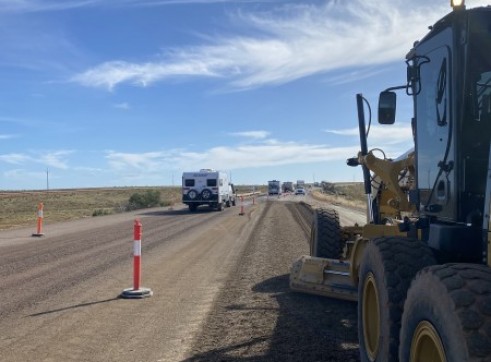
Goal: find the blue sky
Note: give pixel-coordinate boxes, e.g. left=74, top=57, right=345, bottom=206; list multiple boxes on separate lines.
left=0, top=0, right=487, bottom=190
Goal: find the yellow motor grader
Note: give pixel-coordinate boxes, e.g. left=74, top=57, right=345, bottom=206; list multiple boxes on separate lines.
left=290, top=1, right=491, bottom=361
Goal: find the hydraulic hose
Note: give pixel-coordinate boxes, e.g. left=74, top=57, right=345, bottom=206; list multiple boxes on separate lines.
left=356, top=93, right=374, bottom=223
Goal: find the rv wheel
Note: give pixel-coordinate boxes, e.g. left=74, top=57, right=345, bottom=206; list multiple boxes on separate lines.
left=187, top=190, right=198, bottom=200
left=201, top=189, right=212, bottom=200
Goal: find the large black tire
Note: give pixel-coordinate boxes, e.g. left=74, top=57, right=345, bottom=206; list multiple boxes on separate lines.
left=358, top=237, right=436, bottom=362
left=399, top=264, right=491, bottom=362
left=310, top=208, right=342, bottom=258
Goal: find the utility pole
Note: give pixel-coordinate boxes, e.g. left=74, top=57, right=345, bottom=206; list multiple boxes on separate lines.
left=46, top=168, right=49, bottom=192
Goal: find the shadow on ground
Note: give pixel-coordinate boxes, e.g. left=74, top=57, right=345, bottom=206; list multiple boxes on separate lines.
left=183, top=274, right=359, bottom=362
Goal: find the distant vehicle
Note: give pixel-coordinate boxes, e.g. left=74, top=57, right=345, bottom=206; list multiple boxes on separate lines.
left=296, top=180, right=305, bottom=189
left=295, top=188, right=306, bottom=195
left=268, top=180, right=281, bottom=195
left=182, top=169, right=236, bottom=212
left=282, top=181, right=294, bottom=193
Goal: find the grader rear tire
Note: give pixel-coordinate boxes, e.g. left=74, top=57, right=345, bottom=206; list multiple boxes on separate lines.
left=310, top=208, right=342, bottom=258
left=358, top=237, right=436, bottom=361
left=399, top=264, right=491, bottom=362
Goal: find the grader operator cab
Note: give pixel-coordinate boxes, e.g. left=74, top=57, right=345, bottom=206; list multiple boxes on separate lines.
left=290, top=2, right=491, bottom=361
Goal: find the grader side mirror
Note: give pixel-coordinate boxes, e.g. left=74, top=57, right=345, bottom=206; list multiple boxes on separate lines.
left=378, top=91, right=396, bottom=124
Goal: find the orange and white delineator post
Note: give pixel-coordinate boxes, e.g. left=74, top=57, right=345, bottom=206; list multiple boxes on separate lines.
left=239, top=196, right=245, bottom=216
left=32, top=202, right=45, bottom=237
left=133, top=219, right=142, bottom=290
left=120, top=219, right=153, bottom=299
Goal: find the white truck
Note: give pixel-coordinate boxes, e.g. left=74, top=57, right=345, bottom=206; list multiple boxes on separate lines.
left=182, top=169, right=236, bottom=212
left=267, top=180, right=281, bottom=195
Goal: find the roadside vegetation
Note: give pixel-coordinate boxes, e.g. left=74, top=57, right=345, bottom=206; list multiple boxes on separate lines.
left=312, top=182, right=366, bottom=209
left=0, top=187, right=181, bottom=230
left=0, top=183, right=360, bottom=230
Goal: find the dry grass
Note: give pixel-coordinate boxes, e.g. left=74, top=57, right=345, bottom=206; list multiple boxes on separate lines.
left=311, top=182, right=367, bottom=210
left=0, top=187, right=181, bottom=230
left=0, top=183, right=364, bottom=231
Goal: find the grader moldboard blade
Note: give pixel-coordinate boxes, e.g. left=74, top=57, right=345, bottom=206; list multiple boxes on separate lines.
left=290, top=255, right=357, bottom=302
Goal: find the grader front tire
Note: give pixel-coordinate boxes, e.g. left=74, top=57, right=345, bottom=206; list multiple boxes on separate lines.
left=358, top=237, right=436, bottom=361
left=399, top=264, right=491, bottom=362
left=310, top=208, right=342, bottom=259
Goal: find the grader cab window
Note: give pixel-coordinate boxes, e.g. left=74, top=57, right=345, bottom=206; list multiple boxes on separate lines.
left=476, top=71, right=491, bottom=123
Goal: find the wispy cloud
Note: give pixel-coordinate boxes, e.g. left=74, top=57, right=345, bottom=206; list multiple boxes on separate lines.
left=104, top=140, right=359, bottom=174
left=0, top=0, right=95, bottom=13
left=0, top=134, right=18, bottom=140
left=106, top=150, right=176, bottom=170
left=0, top=150, right=73, bottom=169
left=0, top=153, right=31, bottom=165
left=229, top=130, right=270, bottom=139
left=72, top=60, right=220, bottom=90
left=113, top=102, right=130, bottom=110
left=326, top=124, right=413, bottom=144
left=0, top=0, right=274, bottom=13
left=39, top=150, right=73, bottom=169
left=71, top=0, right=460, bottom=91
left=4, top=168, right=47, bottom=181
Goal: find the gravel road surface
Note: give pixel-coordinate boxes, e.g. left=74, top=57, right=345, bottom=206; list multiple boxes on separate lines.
left=0, top=193, right=364, bottom=361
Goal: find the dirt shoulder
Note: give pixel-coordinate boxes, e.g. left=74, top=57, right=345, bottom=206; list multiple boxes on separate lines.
left=184, top=200, right=359, bottom=361
left=1, top=197, right=361, bottom=362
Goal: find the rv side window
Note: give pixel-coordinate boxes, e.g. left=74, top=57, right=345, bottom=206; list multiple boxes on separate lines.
left=185, top=179, right=194, bottom=187
left=207, top=179, right=217, bottom=187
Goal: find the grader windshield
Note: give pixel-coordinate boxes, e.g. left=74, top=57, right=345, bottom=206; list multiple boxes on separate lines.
left=467, top=11, right=491, bottom=124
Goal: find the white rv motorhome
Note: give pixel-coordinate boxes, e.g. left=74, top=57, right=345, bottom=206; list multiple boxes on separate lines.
left=182, top=169, right=236, bottom=212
